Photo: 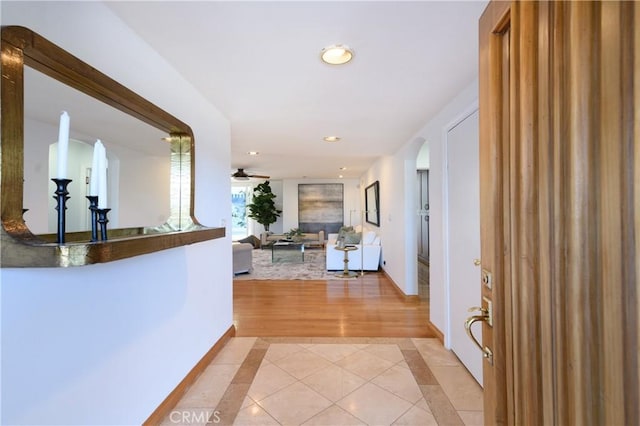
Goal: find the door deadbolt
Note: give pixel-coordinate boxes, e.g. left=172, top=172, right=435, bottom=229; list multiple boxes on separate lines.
left=481, top=269, right=492, bottom=289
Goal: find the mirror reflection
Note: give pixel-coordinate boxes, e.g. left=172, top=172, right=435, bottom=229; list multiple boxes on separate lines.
left=23, top=66, right=171, bottom=234
left=1, top=26, right=223, bottom=267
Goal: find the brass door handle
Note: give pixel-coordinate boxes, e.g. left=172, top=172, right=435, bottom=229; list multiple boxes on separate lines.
left=464, top=314, right=487, bottom=351
left=464, top=310, right=494, bottom=364
left=473, top=258, right=481, bottom=266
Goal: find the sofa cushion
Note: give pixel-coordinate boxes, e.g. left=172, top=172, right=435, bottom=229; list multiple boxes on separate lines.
left=362, top=231, right=376, bottom=245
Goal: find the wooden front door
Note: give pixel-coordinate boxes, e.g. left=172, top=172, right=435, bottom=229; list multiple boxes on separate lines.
left=479, top=1, right=638, bottom=424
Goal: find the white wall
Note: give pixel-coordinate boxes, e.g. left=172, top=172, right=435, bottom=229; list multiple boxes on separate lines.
left=418, top=81, right=478, bottom=338
left=359, top=81, right=478, bottom=317
left=360, top=148, right=423, bottom=295
left=1, top=2, right=232, bottom=425
left=373, top=81, right=478, bottom=329
left=417, top=143, right=430, bottom=170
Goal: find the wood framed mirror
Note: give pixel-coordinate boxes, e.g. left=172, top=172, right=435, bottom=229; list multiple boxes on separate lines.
left=1, top=26, right=224, bottom=267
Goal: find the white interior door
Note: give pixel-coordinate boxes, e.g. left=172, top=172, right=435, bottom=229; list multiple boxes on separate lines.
left=446, top=108, right=482, bottom=384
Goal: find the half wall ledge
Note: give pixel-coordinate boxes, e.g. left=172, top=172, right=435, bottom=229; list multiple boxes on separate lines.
left=0, top=226, right=225, bottom=268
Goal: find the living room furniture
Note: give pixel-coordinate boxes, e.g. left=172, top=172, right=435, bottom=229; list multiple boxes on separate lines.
left=261, top=230, right=324, bottom=248
left=333, top=245, right=359, bottom=278
left=232, top=242, right=253, bottom=275
left=271, top=241, right=305, bottom=263
left=326, top=230, right=381, bottom=271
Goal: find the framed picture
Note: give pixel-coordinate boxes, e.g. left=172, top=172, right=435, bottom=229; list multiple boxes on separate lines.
left=365, top=181, right=380, bottom=226
left=298, top=183, right=344, bottom=234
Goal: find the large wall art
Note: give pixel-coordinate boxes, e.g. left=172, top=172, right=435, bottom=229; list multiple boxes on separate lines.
left=298, top=183, right=343, bottom=234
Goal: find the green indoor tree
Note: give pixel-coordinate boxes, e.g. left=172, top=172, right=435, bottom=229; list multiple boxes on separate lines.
left=246, top=181, right=281, bottom=232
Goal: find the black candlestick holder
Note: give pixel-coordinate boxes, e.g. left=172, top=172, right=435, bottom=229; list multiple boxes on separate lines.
left=86, top=196, right=99, bottom=242
left=96, top=208, right=111, bottom=241
left=52, top=178, right=72, bottom=244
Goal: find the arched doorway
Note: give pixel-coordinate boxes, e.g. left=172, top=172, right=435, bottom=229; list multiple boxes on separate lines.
left=417, top=141, right=430, bottom=300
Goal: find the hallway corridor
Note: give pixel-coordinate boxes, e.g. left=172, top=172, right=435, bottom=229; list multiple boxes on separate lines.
left=159, top=276, right=482, bottom=425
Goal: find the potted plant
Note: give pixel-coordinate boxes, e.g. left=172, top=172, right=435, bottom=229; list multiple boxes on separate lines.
left=246, top=181, right=281, bottom=232
left=285, top=227, right=304, bottom=242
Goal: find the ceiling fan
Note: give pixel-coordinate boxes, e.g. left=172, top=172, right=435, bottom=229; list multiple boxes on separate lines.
left=231, top=168, right=270, bottom=180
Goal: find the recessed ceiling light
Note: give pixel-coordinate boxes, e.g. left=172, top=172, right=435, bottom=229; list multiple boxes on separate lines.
left=324, top=136, right=341, bottom=142
left=339, top=167, right=347, bottom=170
left=339, top=175, right=344, bottom=178
left=320, top=44, right=354, bottom=65
left=247, top=151, right=259, bottom=156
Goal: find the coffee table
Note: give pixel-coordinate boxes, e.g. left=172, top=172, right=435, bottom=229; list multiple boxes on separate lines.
left=271, top=240, right=305, bottom=263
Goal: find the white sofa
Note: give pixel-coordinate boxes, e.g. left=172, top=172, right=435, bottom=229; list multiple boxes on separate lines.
left=325, top=230, right=381, bottom=271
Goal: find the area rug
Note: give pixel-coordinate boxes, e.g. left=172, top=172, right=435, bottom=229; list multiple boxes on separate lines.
left=233, top=247, right=354, bottom=280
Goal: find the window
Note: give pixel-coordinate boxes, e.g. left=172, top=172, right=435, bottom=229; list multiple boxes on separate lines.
left=231, top=186, right=250, bottom=240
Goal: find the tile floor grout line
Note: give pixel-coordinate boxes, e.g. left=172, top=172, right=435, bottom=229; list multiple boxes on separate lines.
left=245, top=395, right=282, bottom=426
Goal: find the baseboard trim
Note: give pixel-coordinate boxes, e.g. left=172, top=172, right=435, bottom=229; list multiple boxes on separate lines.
left=382, top=269, right=421, bottom=302
left=143, top=325, right=236, bottom=425
left=428, top=321, right=445, bottom=344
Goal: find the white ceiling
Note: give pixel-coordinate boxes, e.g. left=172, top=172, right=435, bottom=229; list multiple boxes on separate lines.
left=106, top=1, right=488, bottom=180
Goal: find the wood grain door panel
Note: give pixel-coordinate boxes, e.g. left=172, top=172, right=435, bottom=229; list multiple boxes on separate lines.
left=479, top=1, right=639, bottom=424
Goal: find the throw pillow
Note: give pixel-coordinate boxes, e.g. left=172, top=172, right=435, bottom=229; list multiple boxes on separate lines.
left=343, top=231, right=362, bottom=244
left=237, top=235, right=261, bottom=248
left=338, top=226, right=354, bottom=241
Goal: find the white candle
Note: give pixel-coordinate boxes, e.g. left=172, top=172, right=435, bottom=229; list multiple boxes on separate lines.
left=97, top=144, right=108, bottom=208
left=89, top=140, right=101, bottom=196
left=56, top=111, right=70, bottom=179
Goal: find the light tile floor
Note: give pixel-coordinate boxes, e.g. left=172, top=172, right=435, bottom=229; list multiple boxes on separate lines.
left=161, top=337, right=483, bottom=426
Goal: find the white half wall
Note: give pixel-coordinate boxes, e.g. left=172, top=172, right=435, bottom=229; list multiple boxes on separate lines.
left=1, top=2, right=232, bottom=425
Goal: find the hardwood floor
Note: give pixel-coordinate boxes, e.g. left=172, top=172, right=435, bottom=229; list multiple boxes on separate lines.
left=233, top=273, right=434, bottom=337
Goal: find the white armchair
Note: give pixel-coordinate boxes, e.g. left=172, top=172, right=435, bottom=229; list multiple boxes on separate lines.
left=325, top=230, right=381, bottom=271
left=232, top=242, right=253, bottom=275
